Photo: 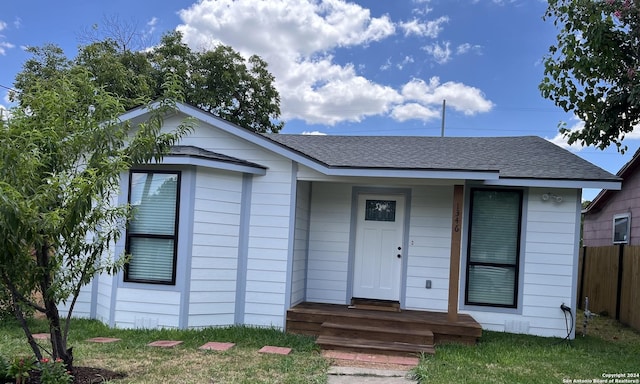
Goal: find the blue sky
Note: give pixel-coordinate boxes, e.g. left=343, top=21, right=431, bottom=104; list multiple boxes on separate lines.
left=0, top=0, right=637, bottom=200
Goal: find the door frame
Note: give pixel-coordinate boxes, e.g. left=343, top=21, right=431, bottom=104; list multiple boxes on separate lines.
left=347, top=187, right=411, bottom=306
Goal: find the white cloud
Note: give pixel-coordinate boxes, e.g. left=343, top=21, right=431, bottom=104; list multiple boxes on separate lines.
left=279, top=59, right=403, bottom=125
left=0, top=41, right=15, bottom=56
left=176, top=0, right=492, bottom=126
left=302, top=130, right=327, bottom=135
left=380, top=57, right=392, bottom=71
left=399, top=16, right=448, bottom=38
left=423, top=41, right=451, bottom=64
left=411, top=0, right=433, bottom=16
left=0, top=20, right=16, bottom=56
left=546, top=121, right=587, bottom=151
left=178, top=0, right=394, bottom=58
left=390, top=103, right=439, bottom=122
left=401, top=77, right=494, bottom=116
left=397, top=56, right=414, bottom=70
left=144, top=16, right=158, bottom=39
left=456, top=42, right=482, bottom=55
left=547, top=119, right=640, bottom=151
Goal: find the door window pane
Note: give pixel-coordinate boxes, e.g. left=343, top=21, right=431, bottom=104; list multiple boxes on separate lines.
left=365, top=200, right=396, bottom=222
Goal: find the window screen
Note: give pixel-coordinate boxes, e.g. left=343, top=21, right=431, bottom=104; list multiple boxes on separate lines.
left=466, top=189, right=522, bottom=307
left=125, top=171, right=180, bottom=284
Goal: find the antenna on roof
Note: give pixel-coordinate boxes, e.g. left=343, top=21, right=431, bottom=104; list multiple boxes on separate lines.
left=441, top=99, right=446, bottom=137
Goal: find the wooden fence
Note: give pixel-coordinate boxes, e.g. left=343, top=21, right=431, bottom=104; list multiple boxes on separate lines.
left=578, top=245, right=640, bottom=332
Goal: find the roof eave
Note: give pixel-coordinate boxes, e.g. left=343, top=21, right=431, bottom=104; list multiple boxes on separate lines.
left=481, top=178, right=622, bottom=190
left=320, top=167, right=500, bottom=180
left=152, top=155, right=267, bottom=175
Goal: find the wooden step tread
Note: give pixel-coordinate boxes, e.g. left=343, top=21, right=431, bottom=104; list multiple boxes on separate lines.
left=349, top=298, right=401, bottom=312
left=321, top=321, right=434, bottom=337
left=289, top=305, right=482, bottom=329
left=317, top=335, right=435, bottom=355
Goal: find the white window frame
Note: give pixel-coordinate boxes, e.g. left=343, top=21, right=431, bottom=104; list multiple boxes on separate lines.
left=613, top=213, right=631, bottom=244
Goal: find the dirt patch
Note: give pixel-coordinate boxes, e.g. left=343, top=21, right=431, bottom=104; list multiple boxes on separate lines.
left=26, top=366, right=126, bottom=384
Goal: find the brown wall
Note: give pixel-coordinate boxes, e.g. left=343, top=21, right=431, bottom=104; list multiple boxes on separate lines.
left=583, top=165, right=640, bottom=247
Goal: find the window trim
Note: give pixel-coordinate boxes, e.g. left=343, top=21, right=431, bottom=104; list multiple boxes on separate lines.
left=613, top=213, right=631, bottom=245
left=464, top=188, right=523, bottom=309
left=124, top=170, right=181, bottom=285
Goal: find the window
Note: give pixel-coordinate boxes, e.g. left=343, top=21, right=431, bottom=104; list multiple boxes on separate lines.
left=125, top=171, right=180, bottom=284
left=613, top=213, right=631, bottom=244
left=465, top=189, right=523, bottom=308
left=365, top=199, right=397, bottom=222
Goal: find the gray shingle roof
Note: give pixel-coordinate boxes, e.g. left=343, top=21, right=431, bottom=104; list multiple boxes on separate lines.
left=262, top=135, right=619, bottom=181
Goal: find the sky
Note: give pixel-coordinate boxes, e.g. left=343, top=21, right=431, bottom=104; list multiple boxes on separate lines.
left=0, top=0, right=638, bottom=200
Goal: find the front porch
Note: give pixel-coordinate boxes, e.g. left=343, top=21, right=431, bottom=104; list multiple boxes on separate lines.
left=286, top=302, right=482, bottom=356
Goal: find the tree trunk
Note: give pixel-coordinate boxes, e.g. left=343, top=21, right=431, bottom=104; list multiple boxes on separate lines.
left=45, top=296, right=73, bottom=370
left=12, top=299, right=43, bottom=361
left=36, top=240, right=74, bottom=370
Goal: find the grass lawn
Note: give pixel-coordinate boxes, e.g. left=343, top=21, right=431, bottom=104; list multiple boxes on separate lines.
left=412, top=313, right=640, bottom=384
left=0, top=312, right=638, bottom=383
left=0, top=318, right=329, bottom=383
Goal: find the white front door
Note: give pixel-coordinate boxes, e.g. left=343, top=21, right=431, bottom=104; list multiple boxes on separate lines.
left=353, top=194, right=405, bottom=301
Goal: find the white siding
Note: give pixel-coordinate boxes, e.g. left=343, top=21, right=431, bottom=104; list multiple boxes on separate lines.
left=188, top=168, right=243, bottom=327
left=58, top=285, right=92, bottom=319
left=172, top=116, right=295, bottom=327
left=462, top=188, right=580, bottom=338
left=305, top=183, right=352, bottom=304
left=405, top=186, right=453, bottom=311
left=95, top=273, right=113, bottom=324
left=243, top=156, right=294, bottom=327
left=291, top=181, right=311, bottom=305
left=114, top=288, right=181, bottom=328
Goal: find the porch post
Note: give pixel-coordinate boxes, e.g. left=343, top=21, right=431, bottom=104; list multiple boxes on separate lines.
left=448, top=185, right=464, bottom=322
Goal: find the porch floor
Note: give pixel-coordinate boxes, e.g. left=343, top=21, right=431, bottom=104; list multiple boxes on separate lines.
left=287, top=302, right=482, bottom=356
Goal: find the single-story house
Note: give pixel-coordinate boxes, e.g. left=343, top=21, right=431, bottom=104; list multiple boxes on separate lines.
left=583, top=148, right=640, bottom=246
left=65, top=102, right=621, bottom=348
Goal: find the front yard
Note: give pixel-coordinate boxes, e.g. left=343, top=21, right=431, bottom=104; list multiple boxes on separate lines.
left=0, top=313, right=638, bottom=383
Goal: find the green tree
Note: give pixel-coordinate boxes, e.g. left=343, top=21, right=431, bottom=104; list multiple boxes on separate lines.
left=540, top=0, right=640, bottom=152
left=15, top=31, right=283, bottom=133
left=0, top=65, right=192, bottom=370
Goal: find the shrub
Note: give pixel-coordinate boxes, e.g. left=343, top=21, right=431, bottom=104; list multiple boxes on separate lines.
left=38, top=358, right=73, bottom=384
left=0, top=356, right=12, bottom=383
left=6, top=357, right=35, bottom=384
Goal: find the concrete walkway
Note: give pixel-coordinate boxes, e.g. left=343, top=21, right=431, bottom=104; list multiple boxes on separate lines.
left=327, top=367, right=417, bottom=383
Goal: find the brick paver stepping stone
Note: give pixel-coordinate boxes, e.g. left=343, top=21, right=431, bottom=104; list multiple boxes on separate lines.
left=147, top=340, right=183, bottom=348
left=199, top=342, right=236, bottom=351
left=258, top=346, right=292, bottom=355
left=86, top=337, right=121, bottom=343
left=32, top=333, right=50, bottom=340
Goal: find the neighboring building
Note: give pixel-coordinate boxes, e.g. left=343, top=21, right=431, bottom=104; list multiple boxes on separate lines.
left=64, top=102, right=621, bottom=340
left=583, top=148, right=640, bottom=247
